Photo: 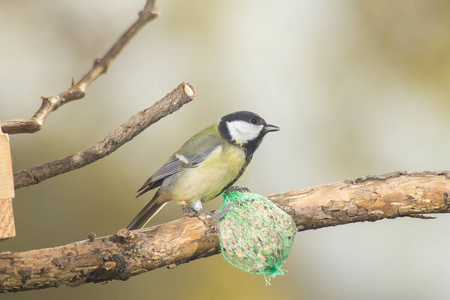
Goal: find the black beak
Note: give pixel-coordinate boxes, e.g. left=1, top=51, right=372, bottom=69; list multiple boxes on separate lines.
left=263, top=124, right=280, bottom=133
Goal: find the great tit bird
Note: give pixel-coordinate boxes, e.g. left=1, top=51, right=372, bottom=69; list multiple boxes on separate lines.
left=126, top=111, right=280, bottom=230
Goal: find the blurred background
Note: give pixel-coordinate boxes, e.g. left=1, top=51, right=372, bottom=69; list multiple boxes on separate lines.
left=2, top=0, right=450, bottom=299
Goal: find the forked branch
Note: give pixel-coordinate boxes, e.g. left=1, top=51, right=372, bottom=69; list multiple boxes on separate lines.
left=1, top=0, right=159, bottom=134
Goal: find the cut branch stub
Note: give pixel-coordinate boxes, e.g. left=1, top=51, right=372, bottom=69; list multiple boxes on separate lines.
left=13, top=82, right=195, bottom=190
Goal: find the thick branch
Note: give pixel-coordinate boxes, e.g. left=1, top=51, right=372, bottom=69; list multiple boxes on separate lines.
left=267, top=170, right=450, bottom=230
left=13, top=82, right=195, bottom=190
left=0, top=0, right=159, bottom=134
left=1, top=171, right=449, bottom=292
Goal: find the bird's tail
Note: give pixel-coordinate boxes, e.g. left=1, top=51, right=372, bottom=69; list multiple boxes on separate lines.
left=127, top=192, right=168, bottom=230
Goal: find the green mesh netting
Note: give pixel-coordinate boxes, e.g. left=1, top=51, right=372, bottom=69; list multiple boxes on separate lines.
left=217, top=189, right=297, bottom=285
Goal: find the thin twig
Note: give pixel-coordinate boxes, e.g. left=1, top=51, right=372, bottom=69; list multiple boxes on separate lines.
left=0, top=0, right=159, bottom=134
left=0, top=171, right=449, bottom=292
left=13, top=82, right=195, bottom=190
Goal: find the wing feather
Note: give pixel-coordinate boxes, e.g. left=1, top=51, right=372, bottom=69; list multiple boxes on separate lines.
left=137, top=127, right=222, bottom=197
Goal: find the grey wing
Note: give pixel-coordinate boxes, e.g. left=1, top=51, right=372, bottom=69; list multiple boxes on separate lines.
left=136, top=156, right=183, bottom=197
left=136, top=136, right=222, bottom=197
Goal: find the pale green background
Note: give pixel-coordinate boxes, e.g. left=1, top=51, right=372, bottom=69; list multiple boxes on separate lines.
left=2, top=1, right=450, bottom=299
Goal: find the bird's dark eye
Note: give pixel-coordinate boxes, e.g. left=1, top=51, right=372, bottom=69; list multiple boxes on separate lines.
left=250, top=118, right=257, bottom=124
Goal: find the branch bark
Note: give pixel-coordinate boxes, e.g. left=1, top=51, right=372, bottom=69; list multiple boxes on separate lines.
left=1, top=171, right=448, bottom=293
left=0, top=0, right=159, bottom=134
left=13, top=82, right=195, bottom=190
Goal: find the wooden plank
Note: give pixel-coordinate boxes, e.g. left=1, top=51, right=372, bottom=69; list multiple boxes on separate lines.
left=0, top=128, right=15, bottom=240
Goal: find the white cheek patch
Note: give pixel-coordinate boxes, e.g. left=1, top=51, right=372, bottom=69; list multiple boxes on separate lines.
left=226, top=121, right=263, bottom=143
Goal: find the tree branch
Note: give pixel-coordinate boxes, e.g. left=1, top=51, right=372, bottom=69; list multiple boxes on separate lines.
left=0, top=0, right=159, bottom=135
left=13, top=82, right=195, bottom=190
left=1, top=171, right=448, bottom=292
left=267, top=170, right=450, bottom=230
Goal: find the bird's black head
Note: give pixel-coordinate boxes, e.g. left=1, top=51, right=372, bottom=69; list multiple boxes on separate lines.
left=218, top=111, right=280, bottom=155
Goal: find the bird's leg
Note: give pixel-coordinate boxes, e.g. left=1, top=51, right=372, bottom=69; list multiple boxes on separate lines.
left=189, top=199, right=233, bottom=220
left=217, top=202, right=234, bottom=218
